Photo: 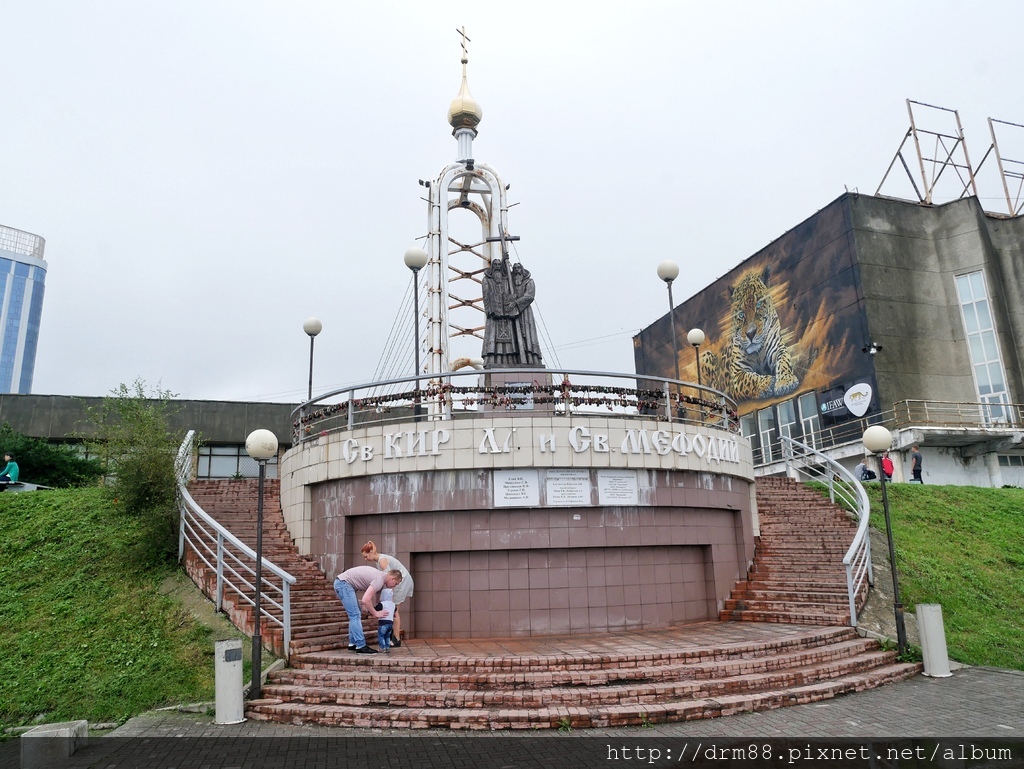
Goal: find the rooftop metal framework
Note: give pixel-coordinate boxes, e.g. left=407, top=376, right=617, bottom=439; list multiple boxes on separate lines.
left=876, top=99, right=1024, bottom=216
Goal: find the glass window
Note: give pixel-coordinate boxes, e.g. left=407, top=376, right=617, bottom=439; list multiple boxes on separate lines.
left=197, top=444, right=279, bottom=479
left=982, top=330, right=998, bottom=360
left=956, top=270, right=1011, bottom=424
left=797, top=392, right=820, bottom=448
left=757, top=407, right=776, bottom=463
left=778, top=399, right=797, bottom=441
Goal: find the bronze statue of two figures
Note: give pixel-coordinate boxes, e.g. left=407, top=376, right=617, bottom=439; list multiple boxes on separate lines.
left=481, top=258, right=544, bottom=369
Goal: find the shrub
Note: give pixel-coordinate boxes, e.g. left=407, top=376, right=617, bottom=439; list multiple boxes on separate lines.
left=0, top=423, right=103, bottom=488
left=84, top=380, right=185, bottom=564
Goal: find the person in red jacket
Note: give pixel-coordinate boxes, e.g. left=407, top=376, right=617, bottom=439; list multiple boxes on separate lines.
left=881, top=451, right=894, bottom=481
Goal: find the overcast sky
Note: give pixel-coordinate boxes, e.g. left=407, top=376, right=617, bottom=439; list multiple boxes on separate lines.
left=2, top=1, right=1022, bottom=405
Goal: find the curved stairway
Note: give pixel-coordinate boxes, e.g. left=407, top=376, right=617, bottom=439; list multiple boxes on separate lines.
left=184, top=477, right=919, bottom=730
left=720, top=476, right=869, bottom=625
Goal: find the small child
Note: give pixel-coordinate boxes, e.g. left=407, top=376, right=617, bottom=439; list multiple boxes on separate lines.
left=375, top=587, right=396, bottom=653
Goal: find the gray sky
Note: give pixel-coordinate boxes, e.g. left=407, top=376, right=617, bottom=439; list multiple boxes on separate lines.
left=2, top=1, right=1021, bottom=404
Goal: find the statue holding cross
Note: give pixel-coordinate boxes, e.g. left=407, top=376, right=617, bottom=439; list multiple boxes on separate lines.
left=481, top=234, right=544, bottom=369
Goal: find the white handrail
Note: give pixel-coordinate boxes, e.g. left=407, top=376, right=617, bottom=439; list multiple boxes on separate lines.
left=780, top=436, right=873, bottom=626
left=176, top=431, right=296, bottom=659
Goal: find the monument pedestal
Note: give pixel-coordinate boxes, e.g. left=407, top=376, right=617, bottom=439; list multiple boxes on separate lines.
left=479, top=369, right=556, bottom=415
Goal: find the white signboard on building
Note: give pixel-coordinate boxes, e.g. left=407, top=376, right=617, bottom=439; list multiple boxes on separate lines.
left=545, top=469, right=592, bottom=506
left=494, top=469, right=540, bottom=508
left=597, top=469, right=639, bottom=505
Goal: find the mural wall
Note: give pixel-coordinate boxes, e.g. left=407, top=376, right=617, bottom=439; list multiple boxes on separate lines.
left=635, top=196, right=879, bottom=446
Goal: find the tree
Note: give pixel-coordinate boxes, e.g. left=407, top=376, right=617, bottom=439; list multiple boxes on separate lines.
left=85, top=380, right=184, bottom=563
left=0, top=423, right=103, bottom=487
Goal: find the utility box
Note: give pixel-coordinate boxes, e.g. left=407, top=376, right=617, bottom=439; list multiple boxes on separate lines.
left=917, top=604, right=953, bottom=678
left=214, top=639, right=246, bottom=724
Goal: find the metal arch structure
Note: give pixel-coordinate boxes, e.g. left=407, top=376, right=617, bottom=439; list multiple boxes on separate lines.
left=421, top=160, right=512, bottom=378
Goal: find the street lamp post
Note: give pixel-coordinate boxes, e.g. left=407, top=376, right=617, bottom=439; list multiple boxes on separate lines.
left=687, top=328, right=705, bottom=387
left=303, top=317, right=322, bottom=402
left=404, top=247, right=429, bottom=420
left=656, top=260, right=681, bottom=382
left=862, top=424, right=908, bottom=657
left=244, top=428, right=278, bottom=700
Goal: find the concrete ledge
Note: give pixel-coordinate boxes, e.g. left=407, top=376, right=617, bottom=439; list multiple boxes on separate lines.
left=20, top=720, right=88, bottom=769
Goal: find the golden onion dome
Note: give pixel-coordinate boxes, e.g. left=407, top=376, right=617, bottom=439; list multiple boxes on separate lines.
left=448, top=59, right=483, bottom=130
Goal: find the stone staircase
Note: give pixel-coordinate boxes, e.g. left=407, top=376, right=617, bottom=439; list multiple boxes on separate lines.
left=720, top=476, right=867, bottom=625
left=182, top=477, right=918, bottom=730
left=183, top=480, right=360, bottom=658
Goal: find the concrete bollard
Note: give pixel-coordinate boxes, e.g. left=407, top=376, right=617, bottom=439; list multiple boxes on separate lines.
left=917, top=603, right=953, bottom=678
left=20, top=719, right=88, bottom=768
left=214, top=639, right=246, bottom=724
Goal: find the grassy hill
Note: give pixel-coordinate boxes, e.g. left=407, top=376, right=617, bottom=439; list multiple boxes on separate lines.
left=0, top=483, right=1021, bottom=731
left=864, top=483, right=1024, bottom=670
left=0, top=488, right=219, bottom=731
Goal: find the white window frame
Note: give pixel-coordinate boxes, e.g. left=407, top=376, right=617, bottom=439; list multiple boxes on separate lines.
left=955, top=270, right=1011, bottom=424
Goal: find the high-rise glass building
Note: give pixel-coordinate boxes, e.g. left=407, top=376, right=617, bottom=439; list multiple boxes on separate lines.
left=0, top=225, right=47, bottom=393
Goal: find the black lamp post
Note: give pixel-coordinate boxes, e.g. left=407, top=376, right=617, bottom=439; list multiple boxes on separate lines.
left=302, top=318, right=322, bottom=402
left=404, top=246, right=429, bottom=420
left=862, top=424, right=907, bottom=657
left=244, top=428, right=278, bottom=699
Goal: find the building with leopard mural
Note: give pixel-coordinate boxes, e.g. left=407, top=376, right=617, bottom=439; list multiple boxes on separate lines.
left=634, top=189, right=1024, bottom=488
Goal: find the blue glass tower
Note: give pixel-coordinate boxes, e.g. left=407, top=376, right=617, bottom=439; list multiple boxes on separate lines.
left=0, top=225, right=47, bottom=394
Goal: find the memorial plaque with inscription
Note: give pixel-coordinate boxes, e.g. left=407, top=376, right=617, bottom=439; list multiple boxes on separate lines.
left=544, top=468, right=591, bottom=506
left=597, top=469, right=639, bottom=506
left=493, top=469, right=540, bottom=507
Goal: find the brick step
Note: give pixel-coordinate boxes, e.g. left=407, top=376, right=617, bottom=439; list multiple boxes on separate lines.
left=757, top=539, right=851, bottom=547
left=751, top=556, right=849, bottom=564
left=730, top=588, right=849, bottom=602
left=291, top=627, right=859, bottom=673
left=290, top=608, right=348, bottom=622
left=748, top=563, right=847, bottom=573
left=740, top=581, right=849, bottom=593
left=290, top=639, right=351, bottom=655
left=722, top=598, right=848, bottom=613
left=246, top=663, right=921, bottom=730
left=291, top=623, right=353, bottom=641
left=262, top=651, right=897, bottom=709
left=719, top=608, right=850, bottom=624
left=277, top=638, right=880, bottom=690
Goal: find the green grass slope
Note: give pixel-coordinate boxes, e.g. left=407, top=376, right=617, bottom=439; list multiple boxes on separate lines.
left=0, top=488, right=217, bottom=730
left=865, top=484, right=1024, bottom=670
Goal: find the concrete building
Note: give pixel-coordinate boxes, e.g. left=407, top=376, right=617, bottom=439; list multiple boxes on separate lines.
left=634, top=192, right=1024, bottom=487
left=0, top=393, right=295, bottom=479
left=0, top=225, right=47, bottom=394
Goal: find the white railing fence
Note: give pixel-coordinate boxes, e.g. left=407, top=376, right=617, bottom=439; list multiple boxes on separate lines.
left=176, top=430, right=295, bottom=659
left=780, top=436, right=873, bottom=627
left=294, top=368, right=739, bottom=442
